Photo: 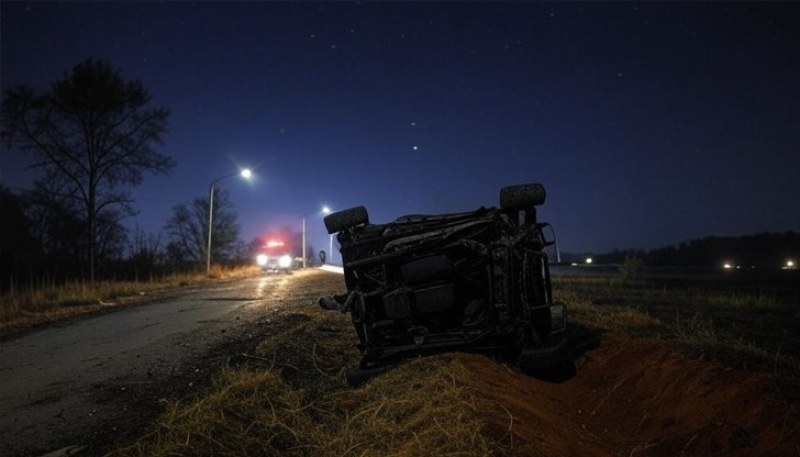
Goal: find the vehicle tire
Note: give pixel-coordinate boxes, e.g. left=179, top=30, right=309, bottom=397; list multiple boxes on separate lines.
left=324, top=206, right=369, bottom=234
left=500, top=183, right=546, bottom=210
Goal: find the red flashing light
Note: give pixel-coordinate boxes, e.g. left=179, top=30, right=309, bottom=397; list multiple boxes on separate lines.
left=266, top=240, right=284, bottom=248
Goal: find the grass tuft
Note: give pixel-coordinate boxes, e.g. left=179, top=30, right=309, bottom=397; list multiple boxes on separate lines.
left=700, top=291, right=780, bottom=311
left=111, top=347, right=502, bottom=456
left=114, top=368, right=310, bottom=456
left=672, top=312, right=800, bottom=374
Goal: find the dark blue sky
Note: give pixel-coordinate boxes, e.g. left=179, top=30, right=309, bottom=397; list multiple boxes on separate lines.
left=2, top=2, right=799, bottom=257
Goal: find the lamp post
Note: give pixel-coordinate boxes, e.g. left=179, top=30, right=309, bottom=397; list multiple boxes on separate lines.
left=300, top=206, right=332, bottom=268
left=206, top=168, right=252, bottom=273
left=301, top=217, right=307, bottom=269
left=322, top=206, right=333, bottom=265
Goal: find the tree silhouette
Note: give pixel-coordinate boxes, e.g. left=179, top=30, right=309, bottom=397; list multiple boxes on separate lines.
left=0, top=186, right=41, bottom=290
left=165, top=188, right=241, bottom=267
left=1, top=59, right=174, bottom=280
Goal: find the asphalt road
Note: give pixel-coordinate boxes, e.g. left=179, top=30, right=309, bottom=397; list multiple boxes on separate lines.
left=0, top=272, right=298, bottom=457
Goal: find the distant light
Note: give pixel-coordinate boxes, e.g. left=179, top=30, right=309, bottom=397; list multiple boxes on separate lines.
left=585, top=257, right=593, bottom=265
left=787, top=260, right=796, bottom=269
left=322, top=206, right=332, bottom=215
left=266, top=240, right=284, bottom=248
left=240, top=168, right=252, bottom=179
left=278, top=255, right=293, bottom=269
left=723, top=263, right=733, bottom=270
left=256, top=254, right=267, bottom=266
left=413, top=145, right=419, bottom=151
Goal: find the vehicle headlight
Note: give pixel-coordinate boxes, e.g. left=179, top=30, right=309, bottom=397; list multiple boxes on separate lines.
left=278, top=255, right=292, bottom=268
left=256, top=254, right=268, bottom=266
left=549, top=303, right=566, bottom=333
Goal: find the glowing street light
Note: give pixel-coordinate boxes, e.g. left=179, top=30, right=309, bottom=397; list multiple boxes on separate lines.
left=585, top=257, right=593, bottom=265
left=322, top=206, right=333, bottom=265
left=206, top=168, right=252, bottom=273
left=786, top=260, right=796, bottom=269
left=300, top=205, right=333, bottom=268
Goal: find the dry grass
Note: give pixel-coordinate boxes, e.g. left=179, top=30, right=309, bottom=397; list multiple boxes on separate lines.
left=671, top=311, right=799, bottom=373
left=558, top=288, right=665, bottom=336
left=554, top=277, right=800, bottom=377
left=0, top=265, right=262, bottom=332
left=111, top=361, right=500, bottom=457
left=109, top=305, right=506, bottom=457
left=700, top=291, right=782, bottom=311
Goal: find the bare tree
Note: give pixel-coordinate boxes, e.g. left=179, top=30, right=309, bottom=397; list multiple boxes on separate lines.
left=127, top=226, right=163, bottom=279
left=23, top=176, right=88, bottom=276
left=165, top=188, right=241, bottom=267
left=165, top=204, right=203, bottom=262
left=1, top=59, right=174, bottom=280
left=128, top=226, right=163, bottom=261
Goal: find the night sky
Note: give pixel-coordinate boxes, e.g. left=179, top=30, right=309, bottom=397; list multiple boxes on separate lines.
left=2, top=2, right=799, bottom=259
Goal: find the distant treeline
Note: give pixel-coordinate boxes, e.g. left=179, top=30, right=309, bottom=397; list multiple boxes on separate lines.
left=0, top=185, right=308, bottom=291
left=564, top=232, right=800, bottom=268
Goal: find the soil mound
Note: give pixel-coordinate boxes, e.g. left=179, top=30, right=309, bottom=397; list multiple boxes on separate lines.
left=457, top=332, right=799, bottom=456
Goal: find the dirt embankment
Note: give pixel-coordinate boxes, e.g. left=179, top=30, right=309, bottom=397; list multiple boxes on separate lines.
left=461, top=331, right=798, bottom=456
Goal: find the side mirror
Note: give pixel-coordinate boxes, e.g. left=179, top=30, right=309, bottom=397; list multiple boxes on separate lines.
left=539, top=223, right=557, bottom=247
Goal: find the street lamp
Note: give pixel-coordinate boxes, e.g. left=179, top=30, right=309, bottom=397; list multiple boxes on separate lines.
left=206, top=168, right=252, bottom=273
left=300, top=205, right=333, bottom=269
left=301, top=217, right=307, bottom=269
left=322, top=206, right=333, bottom=265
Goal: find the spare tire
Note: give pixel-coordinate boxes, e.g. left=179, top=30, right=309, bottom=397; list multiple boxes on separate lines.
left=500, top=183, right=546, bottom=210
left=324, top=206, right=369, bottom=234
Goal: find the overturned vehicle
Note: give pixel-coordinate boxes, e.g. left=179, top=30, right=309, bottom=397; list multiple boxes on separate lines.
left=319, top=183, right=572, bottom=385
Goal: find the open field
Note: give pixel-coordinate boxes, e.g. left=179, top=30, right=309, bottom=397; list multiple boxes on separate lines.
left=554, top=277, right=800, bottom=377
left=106, top=271, right=799, bottom=457
left=551, top=264, right=800, bottom=298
